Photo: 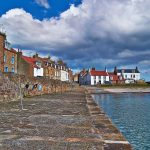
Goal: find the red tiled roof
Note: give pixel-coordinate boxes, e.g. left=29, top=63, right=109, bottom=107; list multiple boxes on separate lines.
left=42, top=58, right=49, bottom=62
left=22, top=56, right=36, bottom=67
left=90, top=70, right=108, bottom=76
left=108, top=73, right=118, bottom=81
left=108, top=72, right=115, bottom=76
left=108, top=72, right=125, bottom=81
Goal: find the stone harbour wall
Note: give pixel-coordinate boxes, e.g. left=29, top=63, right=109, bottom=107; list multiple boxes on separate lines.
left=0, top=72, right=19, bottom=101
left=0, top=72, right=72, bottom=101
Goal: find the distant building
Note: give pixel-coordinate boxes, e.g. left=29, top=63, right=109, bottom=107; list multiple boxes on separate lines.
left=42, top=57, right=55, bottom=79
left=1, top=29, right=72, bottom=81
left=68, top=69, right=73, bottom=82
left=73, top=73, right=79, bottom=83
left=108, top=72, right=125, bottom=84
left=60, top=67, right=69, bottom=81
left=79, top=68, right=110, bottom=85
left=17, top=51, right=43, bottom=77
left=79, top=69, right=87, bottom=85
left=0, top=32, right=17, bottom=74
left=33, top=54, right=55, bottom=79
left=89, top=68, right=110, bottom=85
left=114, top=67, right=140, bottom=84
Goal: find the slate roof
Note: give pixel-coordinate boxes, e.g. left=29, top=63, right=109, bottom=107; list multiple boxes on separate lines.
left=4, top=48, right=17, bottom=54
left=117, top=69, right=140, bottom=73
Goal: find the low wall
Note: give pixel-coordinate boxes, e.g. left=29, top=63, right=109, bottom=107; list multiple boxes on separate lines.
left=0, top=72, right=19, bottom=101
left=0, top=73, right=72, bottom=101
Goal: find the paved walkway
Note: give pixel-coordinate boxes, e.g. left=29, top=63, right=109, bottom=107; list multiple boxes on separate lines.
left=0, top=87, right=132, bottom=150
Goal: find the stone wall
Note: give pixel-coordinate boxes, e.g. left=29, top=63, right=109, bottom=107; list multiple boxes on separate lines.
left=0, top=32, right=5, bottom=72
left=4, top=49, right=17, bottom=74
left=0, top=73, right=71, bottom=101
left=0, top=72, right=19, bottom=101
left=17, top=52, right=33, bottom=77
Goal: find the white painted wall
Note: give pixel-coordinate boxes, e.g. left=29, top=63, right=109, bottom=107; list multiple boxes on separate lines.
left=117, top=72, right=140, bottom=83
left=84, top=73, right=91, bottom=85
left=60, top=70, right=69, bottom=81
left=91, top=75, right=109, bottom=85
left=34, top=68, right=43, bottom=77
left=123, top=73, right=140, bottom=80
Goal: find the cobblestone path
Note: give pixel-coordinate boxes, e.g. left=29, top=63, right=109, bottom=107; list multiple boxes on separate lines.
left=0, top=87, right=132, bottom=150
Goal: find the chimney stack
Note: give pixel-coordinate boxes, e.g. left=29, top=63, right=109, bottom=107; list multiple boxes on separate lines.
left=0, top=31, right=6, bottom=72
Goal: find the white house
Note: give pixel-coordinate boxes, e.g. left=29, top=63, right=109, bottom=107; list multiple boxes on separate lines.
left=60, top=66, right=69, bottom=82
left=114, top=67, right=140, bottom=84
left=34, top=67, right=43, bottom=77
left=33, top=61, right=44, bottom=77
left=79, top=68, right=110, bottom=85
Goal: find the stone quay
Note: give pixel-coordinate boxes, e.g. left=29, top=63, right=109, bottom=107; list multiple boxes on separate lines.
left=0, top=86, right=132, bottom=150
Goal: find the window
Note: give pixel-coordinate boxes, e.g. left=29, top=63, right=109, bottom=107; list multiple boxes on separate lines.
left=4, top=67, right=8, bottom=72
left=104, top=76, right=106, bottom=81
left=66, top=73, right=68, bottom=79
left=99, top=76, right=101, bottom=82
left=4, top=54, right=6, bottom=63
left=11, top=67, right=14, bottom=73
left=11, top=56, right=15, bottom=64
left=36, top=61, right=41, bottom=67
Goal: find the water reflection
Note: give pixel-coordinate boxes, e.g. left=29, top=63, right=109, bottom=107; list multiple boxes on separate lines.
left=92, top=93, right=150, bottom=150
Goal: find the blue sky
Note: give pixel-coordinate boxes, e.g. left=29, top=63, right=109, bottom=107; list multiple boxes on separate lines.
left=0, top=0, right=150, bottom=81
left=0, top=0, right=81, bottom=20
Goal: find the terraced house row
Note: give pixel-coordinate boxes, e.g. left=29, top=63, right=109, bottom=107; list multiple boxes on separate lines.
left=77, top=67, right=141, bottom=85
left=0, top=31, right=73, bottom=82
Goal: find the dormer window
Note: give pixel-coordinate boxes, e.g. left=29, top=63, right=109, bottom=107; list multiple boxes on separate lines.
left=36, top=61, right=41, bottom=68
left=45, top=62, right=48, bottom=66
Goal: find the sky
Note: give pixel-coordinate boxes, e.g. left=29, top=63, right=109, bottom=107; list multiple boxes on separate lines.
left=0, top=0, right=150, bottom=81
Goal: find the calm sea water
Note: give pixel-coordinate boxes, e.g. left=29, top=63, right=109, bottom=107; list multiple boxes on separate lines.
left=92, top=93, right=150, bottom=150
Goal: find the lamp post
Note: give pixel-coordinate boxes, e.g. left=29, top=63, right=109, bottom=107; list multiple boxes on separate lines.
left=19, top=75, right=24, bottom=110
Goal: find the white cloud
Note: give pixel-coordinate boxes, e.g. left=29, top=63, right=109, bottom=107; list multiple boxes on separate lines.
left=35, top=0, right=50, bottom=9
left=72, top=68, right=81, bottom=73
left=118, top=49, right=150, bottom=58
left=16, top=48, right=58, bottom=61
left=1, top=0, right=150, bottom=73
left=139, top=60, right=150, bottom=65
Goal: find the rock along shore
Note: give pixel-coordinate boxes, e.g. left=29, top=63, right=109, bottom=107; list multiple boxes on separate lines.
left=0, top=86, right=132, bottom=150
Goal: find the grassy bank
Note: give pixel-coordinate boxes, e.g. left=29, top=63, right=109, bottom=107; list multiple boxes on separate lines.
left=98, top=83, right=150, bottom=88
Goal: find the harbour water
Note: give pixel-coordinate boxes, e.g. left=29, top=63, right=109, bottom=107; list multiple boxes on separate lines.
left=92, top=93, right=150, bottom=150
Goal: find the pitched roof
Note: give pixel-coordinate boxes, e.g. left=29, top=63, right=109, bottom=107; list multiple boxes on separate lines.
left=80, top=70, right=86, bottom=76
left=117, top=69, right=140, bottom=73
left=90, top=70, right=108, bottom=76
left=108, top=72, right=119, bottom=81
left=108, top=72, right=125, bottom=81
left=22, top=56, right=36, bottom=67
left=4, top=48, right=17, bottom=54
left=10, top=48, right=17, bottom=53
